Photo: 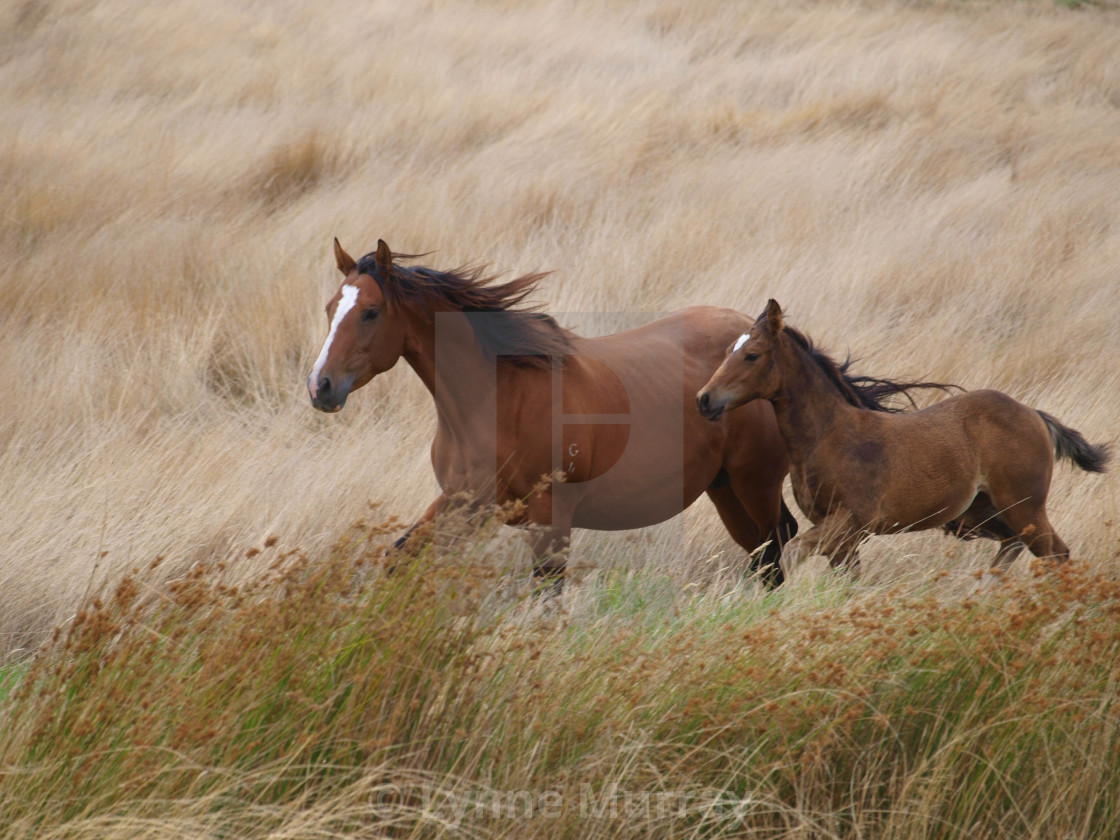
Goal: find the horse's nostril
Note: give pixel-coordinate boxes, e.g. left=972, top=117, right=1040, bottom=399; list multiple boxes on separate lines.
left=319, top=376, right=332, bottom=395
left=698, top=393, right=710, bottom=413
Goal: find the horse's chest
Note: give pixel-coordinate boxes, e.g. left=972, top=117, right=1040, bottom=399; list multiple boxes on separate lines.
left=430, top=431, right=493, bottom=494
left=790, top=461, right=865, bottom=524
left=791, top=471, right=832, bottom=522
left=429, top=427, right=546, bottom=502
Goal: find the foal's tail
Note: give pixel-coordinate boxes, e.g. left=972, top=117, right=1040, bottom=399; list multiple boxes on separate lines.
left=1038, top=411, right=1111, bottom=473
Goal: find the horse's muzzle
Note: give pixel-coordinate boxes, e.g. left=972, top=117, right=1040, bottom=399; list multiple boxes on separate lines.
left=308, top=374, right=349, bottom=413
left=696, top=391, right=724, bottom=422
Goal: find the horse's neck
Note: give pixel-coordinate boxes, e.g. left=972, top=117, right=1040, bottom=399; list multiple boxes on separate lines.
left=770, top=345, right=856, bottom=467
left=402, top=310, right=498, bottom=434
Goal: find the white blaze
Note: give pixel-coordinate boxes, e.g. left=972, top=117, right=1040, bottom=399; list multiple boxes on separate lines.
left=733, top=333, right=750, bottom=353
left=309, top=284, right=359, bottom=396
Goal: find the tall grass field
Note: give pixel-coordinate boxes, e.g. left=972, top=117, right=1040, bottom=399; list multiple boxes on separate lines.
left=2, top=0, right=1119, bottom=837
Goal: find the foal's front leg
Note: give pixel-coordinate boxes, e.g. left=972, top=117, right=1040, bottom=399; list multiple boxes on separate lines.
left=780, top=511, right=863, bottom=581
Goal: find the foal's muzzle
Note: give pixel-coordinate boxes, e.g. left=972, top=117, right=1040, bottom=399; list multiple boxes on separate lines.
left=697, top=391, right=724, bottom=422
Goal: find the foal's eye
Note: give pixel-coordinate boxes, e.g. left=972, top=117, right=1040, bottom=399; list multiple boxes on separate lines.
left=744, top=352, right=760, bottom=363
left=361, top=308, right=379, bottom=323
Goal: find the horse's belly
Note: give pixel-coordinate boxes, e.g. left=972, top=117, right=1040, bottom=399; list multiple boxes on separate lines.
left=568, top=468, right=711, bottom=530
left=570, top=497, right=687, bottom=530
left=869, top=484, right=979, bottom=533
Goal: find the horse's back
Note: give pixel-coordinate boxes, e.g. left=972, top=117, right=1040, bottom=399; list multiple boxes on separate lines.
left=896, top=388, right=1053, bottom=497
left=572, top=306, right=751, bottom=362
left=963, top=388, right=1054, bottom=475
left=921, top=389, right=1048, bottom=442
left=565, top=306, right=754, bottom=404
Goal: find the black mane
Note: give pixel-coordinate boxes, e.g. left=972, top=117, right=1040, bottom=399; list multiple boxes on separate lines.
left=357, top=251, right=573, bottom=368
left=783, top=325, right=956, bottom=412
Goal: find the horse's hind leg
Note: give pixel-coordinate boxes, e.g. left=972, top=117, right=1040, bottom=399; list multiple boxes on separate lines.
left=992, top=537, right=1025, bottom=569
left=706, top=484, right=784, bottom=587
left=943, top=494, right=1029, bottom=569
left=945, top=493, right=1018, bottom=543
left=720, top=473, right=797, bottom=587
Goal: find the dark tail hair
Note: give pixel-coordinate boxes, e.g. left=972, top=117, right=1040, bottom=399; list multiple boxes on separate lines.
left=1038, top=411, right=1111, bottom=473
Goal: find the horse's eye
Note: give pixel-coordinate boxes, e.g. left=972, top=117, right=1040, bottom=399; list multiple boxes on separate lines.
left=744, top=352, right=759, bottom=363
left=362, top=308, right=379, bottom=323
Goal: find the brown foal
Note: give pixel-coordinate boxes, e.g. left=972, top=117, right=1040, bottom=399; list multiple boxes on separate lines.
left=697, top=300, right=1109, bottom=579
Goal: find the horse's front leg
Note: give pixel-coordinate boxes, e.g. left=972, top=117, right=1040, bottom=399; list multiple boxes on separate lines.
left=524, top=489, right=574, bottom=594
left=390, top=493, right=449, bottom=554
left=780, top=512, right=863, bottom=581
left=828, top=543, right=862, bottom=579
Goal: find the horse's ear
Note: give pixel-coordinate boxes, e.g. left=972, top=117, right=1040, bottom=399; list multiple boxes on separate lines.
left=765, top=299, right=784, bottom=333
left=375, top=239, right=393, bottom=274
left=334, top=238, right=357, bottom=276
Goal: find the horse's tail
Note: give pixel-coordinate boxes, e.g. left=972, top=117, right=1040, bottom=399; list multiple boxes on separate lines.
left=1038, top=411, right=1111, bottom=473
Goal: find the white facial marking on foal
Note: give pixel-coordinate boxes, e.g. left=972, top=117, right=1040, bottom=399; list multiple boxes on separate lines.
left=309, top=284, right=359, bottom=395
left=733, top=333, right=750, bottom=353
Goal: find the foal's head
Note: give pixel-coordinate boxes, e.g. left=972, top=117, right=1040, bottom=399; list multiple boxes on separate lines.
left=697, top=300, right=956, bottom=421
left=307, top=239, right=408, bottom=412
left=697, top=300, right=788, bottom=421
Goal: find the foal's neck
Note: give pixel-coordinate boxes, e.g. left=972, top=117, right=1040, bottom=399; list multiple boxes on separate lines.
left=769, top=340, right=857, bottom=465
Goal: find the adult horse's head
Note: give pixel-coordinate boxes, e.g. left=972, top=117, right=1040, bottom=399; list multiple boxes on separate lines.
left=697, top=300, right=786, bottom=422
left=308, top=238, right=408, bottom=412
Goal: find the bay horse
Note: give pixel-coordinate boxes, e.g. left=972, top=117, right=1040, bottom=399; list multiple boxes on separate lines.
left=697, top=299, right=1110, bottom=579
left=307, top=239, right=798, bottom=586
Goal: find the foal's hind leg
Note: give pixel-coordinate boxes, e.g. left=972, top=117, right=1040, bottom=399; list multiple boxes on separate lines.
left=945, top=493, right=1018, bottom=544
left=943, top=494, right=1029, bottom=570
left=991, top=501, right=1070, bottom=564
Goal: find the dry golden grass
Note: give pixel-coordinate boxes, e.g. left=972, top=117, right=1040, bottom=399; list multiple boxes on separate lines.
left=2, top=518, right=1119, bottom=839
left=1, top=0, right=1118, bottom=657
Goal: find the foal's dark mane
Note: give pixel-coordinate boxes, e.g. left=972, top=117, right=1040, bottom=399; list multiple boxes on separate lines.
left=782, top=325, right=956, bottom=412
left=357, top=250, right=573, bottom=368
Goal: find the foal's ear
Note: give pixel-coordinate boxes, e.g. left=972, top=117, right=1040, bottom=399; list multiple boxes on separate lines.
left=333, top=238, right=357, bottom=276
left=765, top=299, right=784, bottom=333
left=375, top=239, right=393, bottom=274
